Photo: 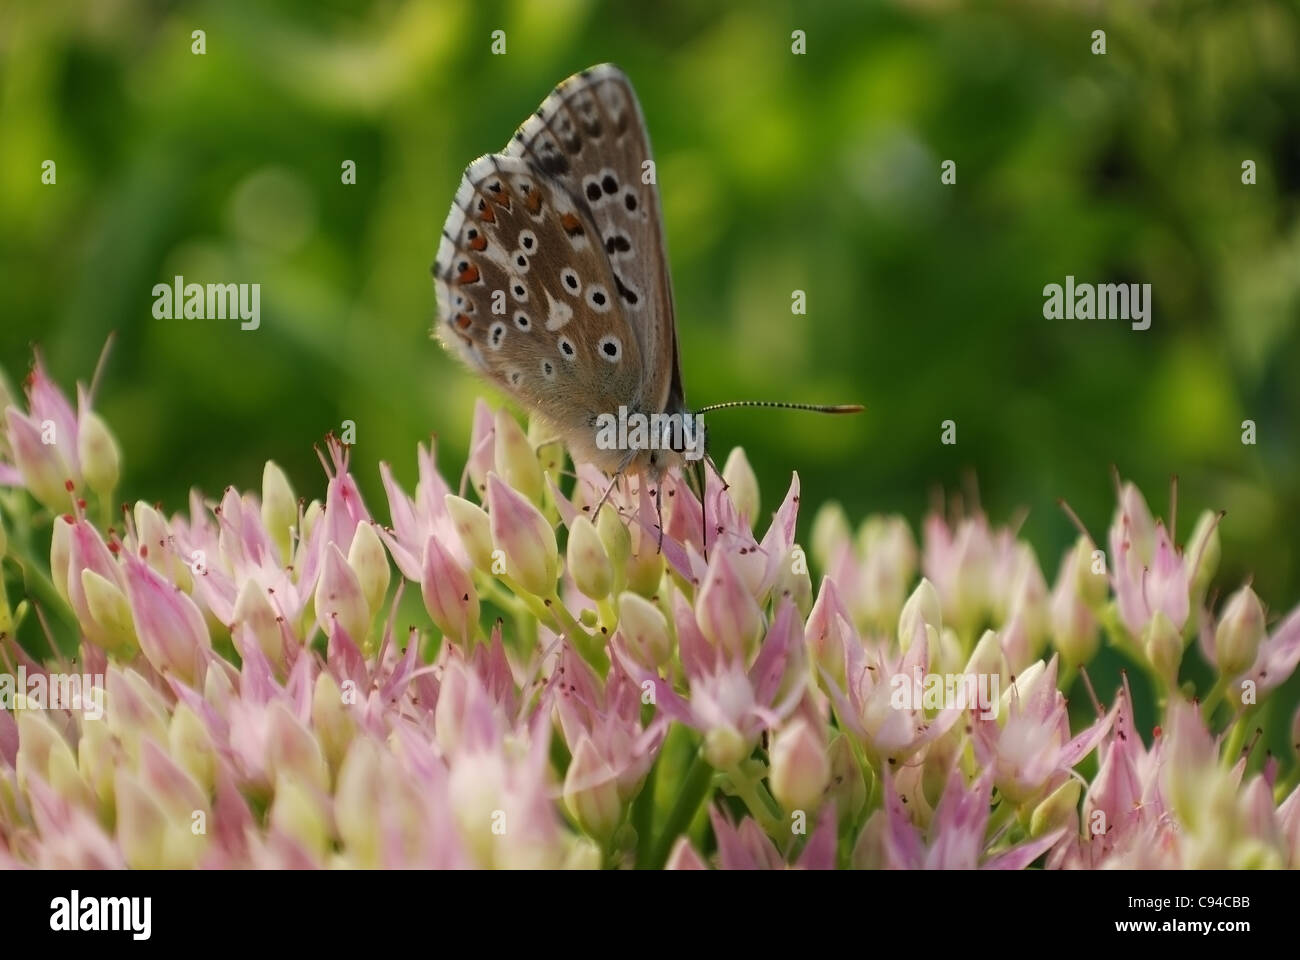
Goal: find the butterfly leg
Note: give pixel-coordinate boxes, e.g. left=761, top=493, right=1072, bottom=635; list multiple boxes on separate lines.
left=590, top=448, right=638, bottom=520
left=654, top=480, right=664, bottom=554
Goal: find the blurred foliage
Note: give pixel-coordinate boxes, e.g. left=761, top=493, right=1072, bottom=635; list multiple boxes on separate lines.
left=2, top=0, right=1299, bottom=630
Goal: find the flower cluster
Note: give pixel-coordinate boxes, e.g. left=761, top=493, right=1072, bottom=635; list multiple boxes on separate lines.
left=0, top=355, right=1298, bottom=869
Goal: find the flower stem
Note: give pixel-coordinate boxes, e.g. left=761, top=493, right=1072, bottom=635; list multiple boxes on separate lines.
left=724, top=763, right=785, bottom=840
left=646, top=751, right=713, bottom=869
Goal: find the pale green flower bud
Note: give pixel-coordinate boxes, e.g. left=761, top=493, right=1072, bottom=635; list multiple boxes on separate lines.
left=347, top=521, right=390, bottom=618
left=493, top=410, right=544, bottom=506
left=77, top=409, right=120, bottom=499
left=810, top=500, right=851, bottom=571
left=486, top=473, right=557, bottom=596
left=769, top=717, right=830, bottom=813
left=617, top=591, right=672, bottom=670
left=261, top=460, right=297, bottom=561
left=771, top=544, right=814, bottom=617
left=563, top=736, right=623, bottom=841
left=81, top=568, right=138, bottom=657
left=721, top=447, right=760, bottom=523
left=1030, top=778, right=1081, bottom=838
left=899, top=578, right=943, bottom=650
left=568, top=516, right=613, bottom=601
left=1144, top=610, right=1183, bottom=689
left=445, top=494, right=494, bottom=571
left=1214, top=585, right=1265, bottom=678
left=1184, top=510, right=1221, bottom=603
left=232, top=577, right=283, bottom=664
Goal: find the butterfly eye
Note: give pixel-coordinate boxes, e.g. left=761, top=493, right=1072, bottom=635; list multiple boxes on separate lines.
left=513, top=250, right=530, bottom=272
left=489, top=322, right=507, bottom=349
left=511, top=282, right=528, bottom=302
left=540, top=359, right=556, bottom=381
left=601, top=173, right=618, bottom=195
left=518, top=230, right=536, bottom=251
left=597, top=336, right=621, bottom=363
left=586, top=285, right=611, bottom=313
left=561, top=268, right=580, bottom=294
left=514, top=311, right=531, bottom=331
left=558, top=336, right=576, bottom=360
left=623, top=190, right=638, bottom=213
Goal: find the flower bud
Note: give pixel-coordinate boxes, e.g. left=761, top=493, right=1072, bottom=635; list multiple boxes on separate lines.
left=1030, top=777, right=1081, bottom=837
left=270, top=773, right=331, bottom=860
left=806, top=579, right=849, bottom=688
left=898, top=578, right=943, bottom=651
left=315, top=543, right=370, bottom=644
left=703, top=725, right=749, bottom=770
left=563, top=736, right=623, bottom=841
left=856, top=515, right=918, bottom=632
left=133, top=501, right=190, bottom=590
left=721, top=448, right=759, bottom=523
left=624, top=533, right=664, bottom=598
left=421, top=533, right=479, bottom=643
left=617, top=591, right=672, bottom=670
left=494, top=409, right=545, bottom=506
left=81, top=568, right=138, bottom=657
left=486, top=472, right=557, bottom=596
left=568, top=516, right=613, bottom=601
left=826, top=733, right=867, bottom=823
left=465, top=399, right=495, bottom=499
left=596, top=504, right=631, bottom=583
left=5, top=408, right=71, bottom=510
left=311, top=670, right=356, bottom=775
left=1144, top=610, right=1183, bottom=689
left=1070, top=536, right=1109, bottom=608
left=261, top=460, right=297, bottom=561
left=1050, top=545, right=1099, bottom=669
left=335, top=737, right=384, bottom=867
left=665, top=837, right=708, bottom=870
left=301, top=499, right=323, bottom=540
left=265, top=700, right=330, bottom=794
left=1214, top=585, right=1265, bottom=677
left=769, top=717, right=830, bottom=813
left=445, top=494, right=494, bottom=571
left=114, top=768, right=171, bottom=868
left=810, top=501, right=851, bottom=571
left=50, top=514, right=72, bottom=604
left=232, top=577, right=283, bottom=664
left=77, top=408, right=120, bottom=498
left=124, top=553, right=211, bottom=685
left=347, top=521, right=390, bottom=618
left=696, top=549, right=763, bottom=663
left=169, top=702, right=216, bottom=794
left=771, top=544, right=814, bottom=617
left=1184, top=510, right=1221, bottom=602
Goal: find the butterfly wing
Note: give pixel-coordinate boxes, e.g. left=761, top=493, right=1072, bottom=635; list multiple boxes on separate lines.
left=433, top=152, right=646, bottom=451
left=503, top=63, right=685, bottom=415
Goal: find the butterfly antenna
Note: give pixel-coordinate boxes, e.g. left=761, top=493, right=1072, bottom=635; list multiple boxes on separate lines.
left=695, top=401, right=864, bottom=415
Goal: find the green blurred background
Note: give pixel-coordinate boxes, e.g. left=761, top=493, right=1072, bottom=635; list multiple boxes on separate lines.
left=2, top=0, right=1298, bottom=646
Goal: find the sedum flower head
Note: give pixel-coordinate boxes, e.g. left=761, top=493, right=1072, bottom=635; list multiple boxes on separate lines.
left=1, top=357, right=1299, bottom=870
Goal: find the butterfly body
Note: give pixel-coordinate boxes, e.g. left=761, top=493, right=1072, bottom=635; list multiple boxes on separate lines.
left=433, top=64, right=690, bottom=483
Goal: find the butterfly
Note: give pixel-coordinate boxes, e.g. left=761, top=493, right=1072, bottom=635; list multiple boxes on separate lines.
left=432, top=63, right=859, bottom=533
